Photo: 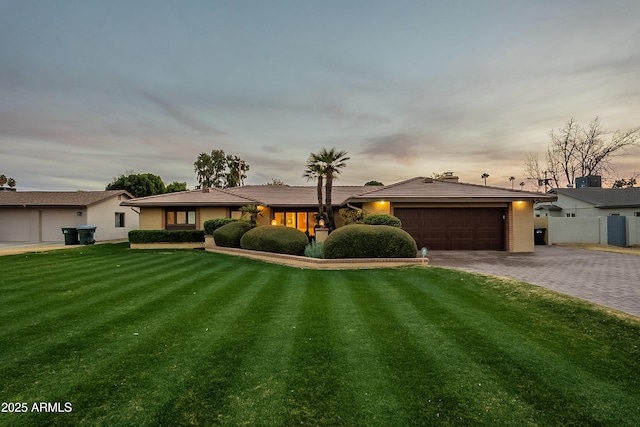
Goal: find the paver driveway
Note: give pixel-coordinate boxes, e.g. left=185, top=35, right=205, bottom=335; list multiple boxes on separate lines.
left=428, top=245, right=640, bottom=318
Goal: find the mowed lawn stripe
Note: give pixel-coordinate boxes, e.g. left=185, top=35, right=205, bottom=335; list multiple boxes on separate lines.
left=325, top=271, right=407, bottom=425
left=0, top=254, right=197, bottom=339
left=149, top=265, right=294, bottom=426
left=398, top=270, right=640, bottom=425
left=8, top=257, right=267, bottom=426
left=344, top=269, right=467, bottom=425
left=0, top=249, right=140, bottom=306
left=0, top=251, right=249, bottom=400
left=381, top=271, right=554, bottom=424
left=2, top=246, right=640, bottom=426
left=281, top=272, right=359, bottom=426
left=217, top=269, right=307, bottom=425
left=350, top=270, right=538, bottom=425
left=0, top=253, right=218, bottom=365
left=418, top=268, right=640, bottom=394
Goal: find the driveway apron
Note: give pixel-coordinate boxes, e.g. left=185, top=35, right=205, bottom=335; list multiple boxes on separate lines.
left=428, top=246, right=640, bottom=318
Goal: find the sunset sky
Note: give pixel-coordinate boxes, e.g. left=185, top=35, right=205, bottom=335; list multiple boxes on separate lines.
left=1, top=0, right=639, bottom=191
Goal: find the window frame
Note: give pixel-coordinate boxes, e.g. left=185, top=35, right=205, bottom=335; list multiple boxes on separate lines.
left=165, top=208, right=197, bottom=230
left=272, top=210, right=318, bottom=236
left=115, top=212, right=125, bottom=228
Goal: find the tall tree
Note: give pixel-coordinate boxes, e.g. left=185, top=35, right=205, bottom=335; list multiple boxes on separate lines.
left=106, top=172, right=165, bottom=198
left=194, top=150, right=227, bottom=188
left=309, top=147, right=350, bottom=230
left=526, top=117, right=639, bottom=188
left=226, top=155, right=249, bottom=188
left=303, top=160, right=325, bottom=224
left=0, top=174, right=7, bottom=187
left=165, top=181, right=188, bottom=193
left=193, top=150, right=249, bottom=189
left=481, top=173, right=490, bottom=186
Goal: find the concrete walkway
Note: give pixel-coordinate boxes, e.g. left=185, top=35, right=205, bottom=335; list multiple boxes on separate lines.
left=428, top=245, right=640, bottom=318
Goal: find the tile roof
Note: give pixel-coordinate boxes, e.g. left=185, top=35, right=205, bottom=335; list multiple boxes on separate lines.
left=552, top=187, right=640, bottom=208
left=120, top=177, right=556, bottom=207
left=119, top=187, right=258, bottom=207
left=351, top=177, right=556, bottom=202
left=225, top=185, right=377, bottom=207
left=0, top=190, right=132, bottom=208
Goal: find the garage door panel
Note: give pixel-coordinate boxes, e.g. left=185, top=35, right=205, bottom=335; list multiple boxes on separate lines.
left=42, top=210, right=77, bottom=242
left=0, top=210, right=31, bottom=241
left=396, top=208, right=505, bottom=250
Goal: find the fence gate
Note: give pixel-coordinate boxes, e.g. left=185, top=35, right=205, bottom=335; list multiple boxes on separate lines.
left=607, top=216, right=627, bottom=247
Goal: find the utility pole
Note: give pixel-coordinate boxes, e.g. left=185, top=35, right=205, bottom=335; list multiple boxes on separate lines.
left=538, top=171, right=552, bottom=192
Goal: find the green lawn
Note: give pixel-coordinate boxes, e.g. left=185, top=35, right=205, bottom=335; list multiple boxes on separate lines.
left=1, top=243, right=639, bottom=426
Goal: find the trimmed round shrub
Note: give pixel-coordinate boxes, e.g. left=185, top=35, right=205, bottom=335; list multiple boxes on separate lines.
left=323, top=224, right=417, bottom=259
left=240, top=226, right=309, bottom=256
left=213, top=221, right=252, bottom=248
left=204, top=218, right=237, bottom=235
left=362, top=214, right=402, bottom=228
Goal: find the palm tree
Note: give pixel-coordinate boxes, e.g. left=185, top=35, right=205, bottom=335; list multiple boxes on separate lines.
left=509, top=176, right=516, bottom=190
left=7, top=177, right=16, bottom=188
left=0, top=174, right=6, bottom=187
left=481, top=173, right=490, bottom=186
left=303, top=160, right=326, bottom=225
left=240, top=204, right=262, bottom=227
left=311, top=147, right=350, bottom=230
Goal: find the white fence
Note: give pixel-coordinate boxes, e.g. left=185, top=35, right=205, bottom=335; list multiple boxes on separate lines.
left=538, top=216, right=640, bottom=246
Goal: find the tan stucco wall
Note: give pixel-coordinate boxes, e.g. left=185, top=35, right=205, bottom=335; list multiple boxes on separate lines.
left=199, top=207, right=230, bottom=227
left=511, top=201, right=534, bottom=252
left=139, top=207, right=163, bottom=230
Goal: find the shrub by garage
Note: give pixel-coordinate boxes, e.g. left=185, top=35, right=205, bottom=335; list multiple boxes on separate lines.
left=323, top=224, right=417, bottom=259
left=240, top=226, right=309, bottom=256
left=362, top=214, right=402, bottom=228
left=213, top=221, right=252, bottom=248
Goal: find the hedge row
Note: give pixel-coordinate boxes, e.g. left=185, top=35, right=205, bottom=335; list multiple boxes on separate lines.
left=128, top=230, right=205, bottom=243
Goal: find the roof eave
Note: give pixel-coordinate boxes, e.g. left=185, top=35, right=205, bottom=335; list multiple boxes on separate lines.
left=351, top=196, right=556, bottom=203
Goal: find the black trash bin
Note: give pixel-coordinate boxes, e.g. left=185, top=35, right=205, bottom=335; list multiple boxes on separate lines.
left=77, top=226, right=97, bottom=245
left=61, top=227, right=78, bottom=245
left=534, top=228, right=546, bottom=245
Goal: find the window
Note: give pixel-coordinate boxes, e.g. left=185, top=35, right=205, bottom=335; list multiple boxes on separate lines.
left=635, top=212, right=640, bottom=217
left=166, top=208, right=196, bottom=229
left=566, top=213, right=575, bottom=217
left=273, top=211, right=317, bottom=236
left=115, top=212, right=125, bottom=228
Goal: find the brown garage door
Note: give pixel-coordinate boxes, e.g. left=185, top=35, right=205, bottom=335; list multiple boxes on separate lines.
left=395, top=208, right=505, bottom=250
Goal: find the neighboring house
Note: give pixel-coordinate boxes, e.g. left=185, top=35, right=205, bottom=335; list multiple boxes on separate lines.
left=0, top=190, right=138, bottom=242
left=535, top=187, right=640, bottom=218
left=122, top=176, right=555, bottom=252
left=533, top=187, right=640, bottom=247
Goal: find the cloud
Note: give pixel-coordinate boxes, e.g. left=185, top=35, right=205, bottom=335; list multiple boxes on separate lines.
left=137, top=89, right=224, bottom=136
left=360, top=133, right=426, bottom=165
